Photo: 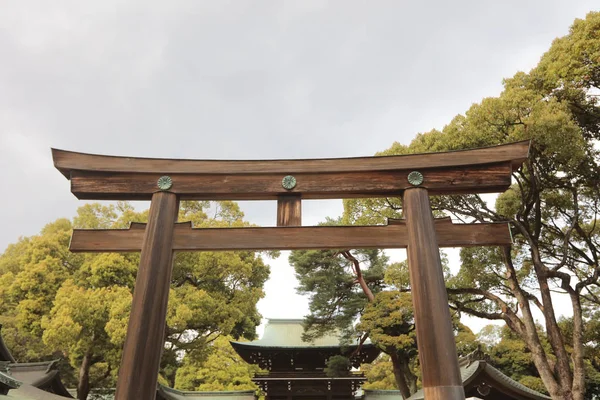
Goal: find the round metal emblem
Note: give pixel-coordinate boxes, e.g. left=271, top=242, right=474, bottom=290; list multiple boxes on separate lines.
left=282, top=175, right=297, bottom=190
left=407, top=171, right=424, bottom=186
left=157, top=176, right=173, bottom=191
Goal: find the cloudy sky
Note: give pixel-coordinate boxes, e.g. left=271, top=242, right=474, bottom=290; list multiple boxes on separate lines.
left=1, top=1, right=597, bottom=334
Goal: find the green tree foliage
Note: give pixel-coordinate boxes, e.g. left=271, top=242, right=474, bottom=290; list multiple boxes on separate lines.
left=361, top=355, right=397, bottom=390
left=0, top=201, right=270, bottom=400
left=343, top=12, right=600, bottom=400
left=289, top=248, right=425, bottom=395
left=356, top=290, right=418, bottom=395
left=477, top=325, right=548, bottom=394
left=324, top=355, right=352, bottom=378
left=290, top=248, right=386, bottom=341
left=174, top=335, right=261, bottom=391
left=290, top=247, right=476, bottom=397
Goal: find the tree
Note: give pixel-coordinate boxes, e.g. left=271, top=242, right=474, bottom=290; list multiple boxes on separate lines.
left=163, top=201, right=271, bottom=386
left=343, top=12, right=600, bottom=400
left=478, top=325, right=548, bottom=395
left=289, top=248, right=425, bottom=393
left=290, top=247, right=386, bottom=342
left=0, top=201, right=271, bottom=400
left=361, top=355, right=397, bottom=390
left=290, top=247, right=476, bottom=397
left=356, top=290, right=418, bottom=395
left=42, top=279, right=132, bottom=399
left=174, top=335, right=261, bottom=391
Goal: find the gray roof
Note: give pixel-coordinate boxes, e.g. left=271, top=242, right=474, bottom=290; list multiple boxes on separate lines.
left=6, top=383, right=74, bottom=400
left=157, top=385, right=255, bottom=400
left=0, top=365, right=71, bottom=399
left=407, top=359, right=551, bottom=400
left=231, top=319, right=367, bottom=348
left=8, top=361, right=72, bottom=398
left=0, top=329, right=72, bottom=399
left=3, top=361, right=73, bottom=399
left=363, top=389, right=403, bottom=399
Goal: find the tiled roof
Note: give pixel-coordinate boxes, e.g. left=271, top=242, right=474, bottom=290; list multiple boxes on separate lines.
left=8, top=361, right=73, bottom=398
left=157, top=385, right=255, bottom=400
left=6, top=383, right=73, bottom=400
left=231, top=319, right=369, bottom=348
left=407, top=359, right=551, bottom=400
left=363, top=389, right=403, bottom=399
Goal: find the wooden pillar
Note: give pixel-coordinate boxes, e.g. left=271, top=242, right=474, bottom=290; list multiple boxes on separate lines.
left=403, top=188, right=465, bottom=400
left=277, top=195, right=301, bottom=227
left=115, top=192, right=179, bottom=400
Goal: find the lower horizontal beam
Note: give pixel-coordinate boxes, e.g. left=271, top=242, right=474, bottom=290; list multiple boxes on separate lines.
left=69, top=221, right=511, bottom=252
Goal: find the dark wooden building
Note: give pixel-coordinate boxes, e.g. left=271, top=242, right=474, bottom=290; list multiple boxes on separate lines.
left=230, top=319, right=380, bottom=400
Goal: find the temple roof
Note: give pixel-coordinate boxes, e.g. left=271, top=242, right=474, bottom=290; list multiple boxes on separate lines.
left=0, top=328, right=72, bottom=398
left=363, top=390, right=403, bottom=399
left=231, top=319, right=380, bottom=370
left=7, top=361, right=72, bottom=398
left=407, top=357, right=551, bottom=400
left=3, top=383, right=73, bottom=400
left=156, top=386, right=255, bottom=400
left=231, top=319, right=369, bottom=349
left=0, top=361, right=72, bottom=399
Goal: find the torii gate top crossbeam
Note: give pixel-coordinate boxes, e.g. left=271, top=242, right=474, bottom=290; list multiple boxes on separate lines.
left=52, top=141, right=529, bottom=200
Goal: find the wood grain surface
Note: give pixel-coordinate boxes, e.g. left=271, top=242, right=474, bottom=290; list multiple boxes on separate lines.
left=277, top=195, right=302, bottom=226
left=403, top=188, right=465, bottom=400
left=114, top=192, right=178, bottom=400
left=68, top=162, right=512, bottom=200
left=52, top=140, right=529, bottom=177
left=69, top=220, right=511, bottom=252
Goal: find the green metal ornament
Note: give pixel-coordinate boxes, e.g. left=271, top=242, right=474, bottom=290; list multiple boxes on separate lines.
left=282, top=175, right=297, bottom=190
left=157, top=176, right=173, bottom=191
left=407, top=171, right=424, bottom=186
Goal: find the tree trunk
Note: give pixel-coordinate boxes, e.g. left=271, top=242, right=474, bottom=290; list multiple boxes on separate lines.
left=77, top=351, right=92, bottom=400
left=398, top=355, right=418, bottom=394
left=501, top=247, right=566, bottom=399
left=570, top=292, right=585, bottom=400
left=389, top=352, right=411, bottom=399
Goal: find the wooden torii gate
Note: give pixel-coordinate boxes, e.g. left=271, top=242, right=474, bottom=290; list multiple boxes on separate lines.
left=52, top=141, right=529, bottom=400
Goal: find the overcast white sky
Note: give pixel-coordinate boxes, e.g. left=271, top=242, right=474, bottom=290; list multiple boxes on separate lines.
left=1, top=1, right=597, bottom=335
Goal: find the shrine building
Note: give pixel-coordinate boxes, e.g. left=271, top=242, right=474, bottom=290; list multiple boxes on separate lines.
left=230, top=319, right=380, bottom=400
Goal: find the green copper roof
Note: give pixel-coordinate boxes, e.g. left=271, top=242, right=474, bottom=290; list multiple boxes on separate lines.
left=157, top=385, right=255, bottom=400
left=363, top=389, right=403, bottom=399
left=5, top=383, right=73, bottom=399
left=231, top=319, right=367, bottom=348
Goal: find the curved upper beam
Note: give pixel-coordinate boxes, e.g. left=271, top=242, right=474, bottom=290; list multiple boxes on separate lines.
left=52, top=141, right=530, bottom=200
left=52, top=140, right=530, bottom=178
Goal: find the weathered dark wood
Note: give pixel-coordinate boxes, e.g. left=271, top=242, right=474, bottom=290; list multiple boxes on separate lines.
left=52, top=140, right=529, bottom=177
left=403, top=188, right=465, bottom=400
left=69, top=220, right=511, bottom=252
left=114, top=192, right=178, bottom=400
left=277, top=195, right=302, bottom=226
left=68, top=162, right=512, bottom=200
